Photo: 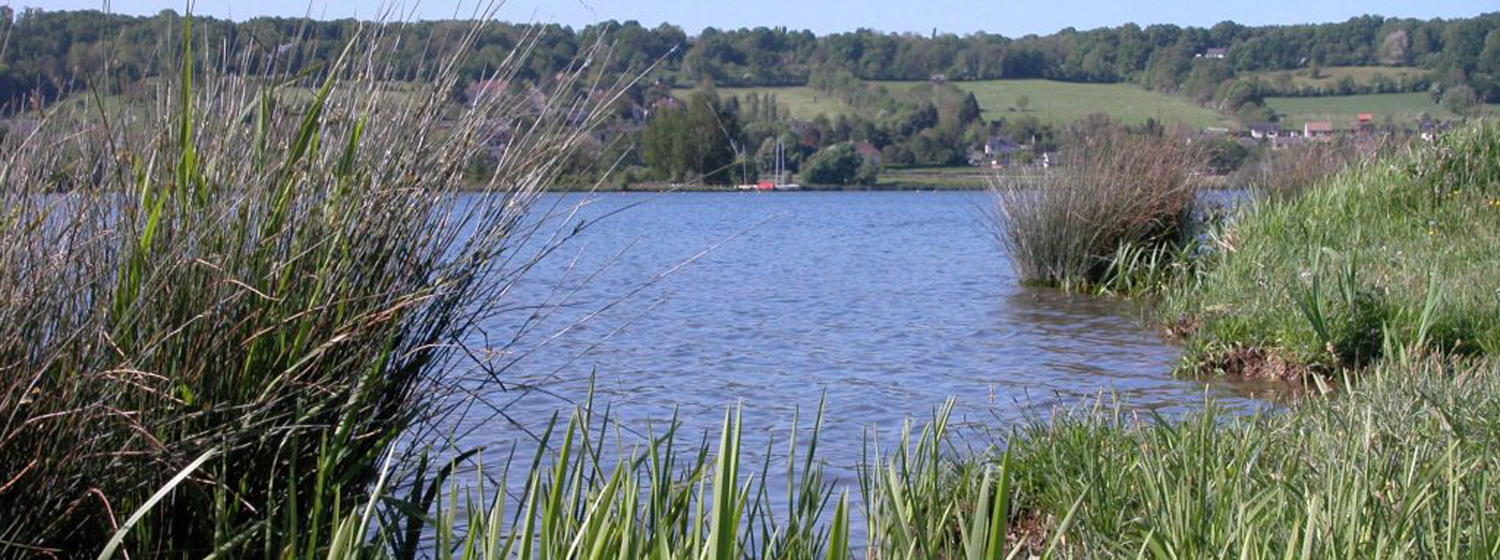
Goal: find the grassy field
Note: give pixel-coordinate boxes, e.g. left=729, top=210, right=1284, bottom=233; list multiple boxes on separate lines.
left=684, top=80, right=1234, bottom=129
left=877, top=166, right=994, bottom=189
left=1265, top=92, right=1493, bottom=128
left=883, top=79, right=1236, bottom=129
left=674, top=86, right=852, bottom=119
left=1250, top=65, right=1432, bottom=90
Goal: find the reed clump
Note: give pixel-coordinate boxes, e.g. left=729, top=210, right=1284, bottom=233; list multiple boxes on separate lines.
left=0, top=16, right=620, bottom=557
left=991, top=132, right=1199, bottom=292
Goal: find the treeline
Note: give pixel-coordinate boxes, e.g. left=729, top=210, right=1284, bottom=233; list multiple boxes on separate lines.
left=5, top=7, right=1500, bottom=110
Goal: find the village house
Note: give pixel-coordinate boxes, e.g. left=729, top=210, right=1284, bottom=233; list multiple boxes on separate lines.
left=1355, top=113, right=1376, bottom=134
left=854, top=142, right=882, bottom=166
left=1420, top=119, right=1438, bottom=142
left=1304, top=120, right=1335, bottom=141
left=1197, top=47, right=1228, bottom=59
left=648, top=96, right=684, bottom=117
left=971, top=135, right=1023, bottom=168
left=1248, top=123, right=1281, bottom=140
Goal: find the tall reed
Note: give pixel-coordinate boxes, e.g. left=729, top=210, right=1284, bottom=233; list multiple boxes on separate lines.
left=1236, top=138, right=1389, bottom=200
left=1002, top=358, right=1500, bottom=558
left=309, top=399, right=1051, bottom=560
left=990, top=132, right=1199, bottom=291
left=0, top=13, right=626, bottom=556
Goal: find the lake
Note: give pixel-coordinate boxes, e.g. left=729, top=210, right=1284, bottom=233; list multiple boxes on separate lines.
left=444, top=191, right=1271, bottom=481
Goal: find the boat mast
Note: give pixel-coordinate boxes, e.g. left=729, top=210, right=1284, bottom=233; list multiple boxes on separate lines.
left=776, top=137, right=784, bottom=185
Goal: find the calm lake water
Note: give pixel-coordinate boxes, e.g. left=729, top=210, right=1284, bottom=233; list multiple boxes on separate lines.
left=448, top=191, right=1271, bottom=480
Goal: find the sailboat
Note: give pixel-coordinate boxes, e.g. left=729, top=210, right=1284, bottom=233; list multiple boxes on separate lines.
left=738, top=138, right=801, bottom=191
left=772, top=137, right=800, bottom=191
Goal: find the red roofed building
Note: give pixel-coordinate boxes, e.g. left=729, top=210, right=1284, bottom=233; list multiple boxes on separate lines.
left=854, top=142, right=882, bottom=166
left=1304, top=120, right=1335, bottom=141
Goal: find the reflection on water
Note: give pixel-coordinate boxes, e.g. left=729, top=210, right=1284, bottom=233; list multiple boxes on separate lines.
left=447, top=191, right=1272, bottom=478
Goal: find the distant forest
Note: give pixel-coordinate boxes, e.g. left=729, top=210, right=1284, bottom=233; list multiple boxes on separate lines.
left=3, top=8, right=1498, bottom=185
left=4, top=7, right=1500, bottom=107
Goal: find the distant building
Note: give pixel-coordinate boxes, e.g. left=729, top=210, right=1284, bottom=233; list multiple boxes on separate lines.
left=1419, top=119, right=1438, bottom=142
left=929, top=73, right=948, bottom=83
left=1197, top=47, right=1228, bottom=59
left=1356, top=113, right=1376, bottom=134
left=985, top=135, right=1022, bottom=156
left=976, top=135, right=1024, bottom=168
left=1304, top=120, right=1335, bottom=140
left=649, top=96, right=684, bottom=117
left=854, top=142, right=882, bottom=166
left=1248, top=123, right=1281, bottom=140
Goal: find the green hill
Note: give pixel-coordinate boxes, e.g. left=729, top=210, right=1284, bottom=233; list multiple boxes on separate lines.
left=1265, top=92, right=1493, bottom=128
left=884, top=80, right=1235, bottom=129
left=689, top=80, right=1235, bottom=129
left=672, top=87, right=853, bottom=119
left=1248, top=66, right=1432, bottom=91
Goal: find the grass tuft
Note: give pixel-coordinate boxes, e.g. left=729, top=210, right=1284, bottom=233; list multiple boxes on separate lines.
left=991, top=131, right=1199, bottom=292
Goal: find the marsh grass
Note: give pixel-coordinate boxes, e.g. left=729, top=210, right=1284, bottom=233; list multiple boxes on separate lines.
left=293, top=360, right=1500, bottom=560
left=1164, top=122, right=1500, bottom=375
left=1001, top=357, right=1500, bottom=559
left=990, top=132, right=1199, bottom=293
left=1235, top=139, right=1376, bottom=200
left=0, top=13, right=635, bottom=556
left=304, top=398, right=1059, bottom=560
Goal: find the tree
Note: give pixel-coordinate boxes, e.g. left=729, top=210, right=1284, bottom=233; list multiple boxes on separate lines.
left=1378, top=29, right=1410, bottom=66
left=1015, top=94, right=1031, bottom=112
left=1480, top=29, right=1500, bottom=75
left=1442, top=85, right=1482, bottom=115
left=640, top=90, right=743, bottom=184
left=957, top=92, right=982, bottom=124
left=800, top=142, right=878, bottom=185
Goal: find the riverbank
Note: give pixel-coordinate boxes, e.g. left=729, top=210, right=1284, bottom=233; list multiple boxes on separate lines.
left=893, top=125, right=1500, bottom=556
left=1161, top=123, right=1500, bottom=377
left=544, top=167, right=1240, bottom=192
left=994, top=356, right=1500, bottom=557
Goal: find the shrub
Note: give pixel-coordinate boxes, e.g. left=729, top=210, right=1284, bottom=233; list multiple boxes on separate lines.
left=990, top=131, right=1199, bottom=290
left=800, top=142, right=879, bottom=185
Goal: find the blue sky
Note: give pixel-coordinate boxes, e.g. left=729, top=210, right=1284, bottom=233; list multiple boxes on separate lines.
left=20, top=0, right=1498, bottom=36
